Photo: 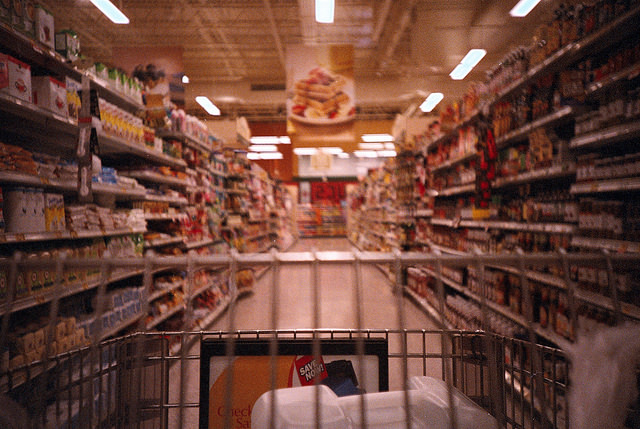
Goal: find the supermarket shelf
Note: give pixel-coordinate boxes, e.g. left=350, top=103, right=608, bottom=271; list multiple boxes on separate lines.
left=493, top=5, right=640, bottom=103
left=155, top=130, right=212, bottom=154
left=431, top=151, right=477, bottom=173
left=493, top=164, right=576, bottom=188
left=459, top=219, right=576, bottom=234
left=144, top=236, right=184, bottom=248
left=0, top=170, right=76, bottom=192
left=0, top=22, right=81, bottom=79
left=121, top=171, right=192, bottom=187
left=100, top=313, right=144, bottom=341
left=570, top=121, right=640, bottom=150
left=574, top=288, right=640, bottom=321
left=146, top=303, right=186, bottom=329
left=194, top=295, right=232, bottom=330
left=586, top=61, right=640, bottom=98
left=89, top=76, right=144, bottom=112
left=428, top=242, right=468, bottom=256
left=97, top=132, right=187, bottom=169
left=0, top=92, right=78, bottom=150
left=92, top=182, right=147, bottom=199
left=404, top=287, right=453, bottom=329
left=496, top=106, right=574, bottom=148
left=571, top=235, right=640, bottom=253
left=422, top=267, right=566, bottom=345
left=570, top=177, right=640, bottom=194
left=0, top=268, right=144, bottom=316
left=431, top=218, right=460, bottom=228
left=144, top=213, right=188, bottom=221
left=182, top=238, right=215, bottom=250
left=488, top=264, right=566, bottom=290
left=0, top=227, right=145, bottom=245
left=142, top=194, right=189, bottom=206
left=148, top=282, right=184, bottom=302
left=436, top=183, right=475, bottom=197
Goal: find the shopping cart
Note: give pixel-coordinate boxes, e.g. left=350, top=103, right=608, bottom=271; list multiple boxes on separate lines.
left=0, top=249, right=638, bottom=428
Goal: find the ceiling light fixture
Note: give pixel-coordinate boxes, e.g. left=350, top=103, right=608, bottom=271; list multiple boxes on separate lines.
left=384, top=143, right=395, bottom=150
left=337, top=153, right=350, bottom=159
left=315, top=0, right=335, bottom=23
left=250, top=136, right=280, bottom=145
left=420, top=93, right=444, bottom=112
left=247, top=153, right=260, bottom=160
left=449, top=49, right=486, bottom=80
left=321, top=147, right=343, bottom=155
left=195, top=96, right=221, bottom=116
left=249, top=145, right=278, bottom=152
left=359, top=142, right=384, bottom=150
left=182, top=75, right=190, bottom=84
left=279, top=136, right=291, bottom=144
left=378, top=150, right=397, bottom=157
left=89, top=0, right=130, bottom=24
left=509, top=0, right=543, bottom=17
left=354, top=150, right=378, bottom=158
left=293, top=148, right=318, bottom=156
left=259, top=152, right=283, bottom=160
left=361, top=134, right=394, bottom=142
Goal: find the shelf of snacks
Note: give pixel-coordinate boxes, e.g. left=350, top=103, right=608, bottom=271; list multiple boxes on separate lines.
left=0, top=267, right=144, bottom=316
left=121, top=170, right=193, bottom=187
left=144, top=212, right=188, bottom=221
left=495, top=106, right=575, bottom=148
left=494, top=164, right=576, bottom=188
left=459, top=220, right=576, bottom=235
left=570, top=177, right=640, bottom=194
left=0, top=227, right=145, bottom=245
left=97, top=132, right=187, bottom=169
left=146, top=302, right=186, bottom=330
left=142, top=193, right=189, bottom=206
left=143, top=234, right=184, bottom=249
left=435, top=183, right=475, bottom=197
left=570, top=120, right=640, bottom=150
left=155, top=130, right=212, bottom=154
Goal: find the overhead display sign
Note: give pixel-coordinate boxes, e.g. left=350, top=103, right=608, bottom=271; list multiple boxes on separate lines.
left=286, top=44, right=356, bottom=148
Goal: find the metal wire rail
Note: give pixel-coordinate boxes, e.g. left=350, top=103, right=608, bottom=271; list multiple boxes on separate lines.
left=0, top=249, right=638, bottom=428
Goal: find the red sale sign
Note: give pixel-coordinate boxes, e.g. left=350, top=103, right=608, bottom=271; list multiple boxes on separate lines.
left=294, top=355, right=328, bottom=386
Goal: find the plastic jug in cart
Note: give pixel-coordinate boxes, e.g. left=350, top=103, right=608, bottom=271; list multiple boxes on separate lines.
left=251, top=376, right=498, bottom=429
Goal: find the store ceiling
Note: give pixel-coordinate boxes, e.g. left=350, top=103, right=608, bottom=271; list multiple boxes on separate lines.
left=40, top=0, right=558, bottom=121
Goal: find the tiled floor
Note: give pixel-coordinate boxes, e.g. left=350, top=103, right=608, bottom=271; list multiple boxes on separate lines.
left=168, top=237, right=443, bottom=427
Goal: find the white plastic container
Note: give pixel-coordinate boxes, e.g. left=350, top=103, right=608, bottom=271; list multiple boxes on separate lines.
left=251, top=376, right=497, bottom=429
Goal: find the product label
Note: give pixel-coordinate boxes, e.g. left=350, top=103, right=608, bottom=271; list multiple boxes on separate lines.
left=295, top=355, right=328, bottom=386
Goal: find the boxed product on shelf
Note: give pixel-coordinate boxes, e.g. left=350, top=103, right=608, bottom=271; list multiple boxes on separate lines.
left=34, top=4, right=54, bottom=49
left=3, top=187, right=45, bottom=233
left=22, top=0, right=36, bottom=39
left=55, top=29, right=79, bottom=61
left=64, top=77, right=81, bottom=120
left=0, top=54, right=31, bottom=102
left=31, top=75, right=67, bottom=116
left=44, top=192, right=65, bottom=232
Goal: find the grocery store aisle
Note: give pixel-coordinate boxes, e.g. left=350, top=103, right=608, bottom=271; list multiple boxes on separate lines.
left=214, top=237, right=439, bottom=331
left=169, top=238, right=442, bottom=427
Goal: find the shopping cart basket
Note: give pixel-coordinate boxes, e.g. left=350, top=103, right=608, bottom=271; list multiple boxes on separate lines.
left=0, top=249, right=638, bottom=428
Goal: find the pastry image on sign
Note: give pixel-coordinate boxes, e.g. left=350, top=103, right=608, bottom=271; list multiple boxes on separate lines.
left=290, top=67, right=355, bottom=124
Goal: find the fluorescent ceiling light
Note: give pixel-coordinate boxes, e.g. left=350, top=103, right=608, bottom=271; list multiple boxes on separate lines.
left=384, top=143, right=395, bottom=150
left=89, top=0, right=129, bottom=24
left=315, top=0, right=335, bottom=23
left=279, top=136, right=291, bottom=144
left=181, top=75, right=190, bottom=84
left=249, top=145, right=278, bottom=152
left=195, top=96, right=220, bottom=116
left=250, top=136, right=279, bottom=145
left=259, top=152, right=283, bottom=160
left=337, top=152, right=350, bottom=158
left=321, top=147, right=343, bottom=155
left=361, top=134, right=394, bottom=142
left=247, top=153, right=260, bottom=160
left=449, top=49, right=486, bottom=80
left=354, top=150, right=378, bottom=158
left=378, top=150, right=397, bottom=157
left=420, top=93, right=444, bottom=112
left=359, top=142, right=384, bottom=150
left=510, top=0, right=543, bottom=17
left=294, top=148, right=318, bottom=155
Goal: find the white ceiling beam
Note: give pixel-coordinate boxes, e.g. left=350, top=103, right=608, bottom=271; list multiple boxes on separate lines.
left=262, top=0, right=286, bottom=71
